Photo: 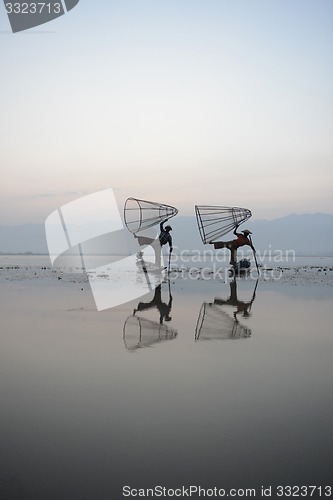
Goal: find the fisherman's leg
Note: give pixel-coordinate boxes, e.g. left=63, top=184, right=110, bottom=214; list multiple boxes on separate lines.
left=153, top=284, right=162, bottom=303
left=135, top=235, right=161, bottom=267
left=136, top=236, right=155, bottom=247
left=136, top=297, right=158, bottom=311
left=229, top=280, right=237, bottom=302
left=230, top=248, right=237, bottom=267
left=213, top=241, right=227, bottom=249
left=153, top=241, right=162, bottom=267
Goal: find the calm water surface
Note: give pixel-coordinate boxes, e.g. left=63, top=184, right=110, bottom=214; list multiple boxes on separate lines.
left=0, top=256, right=332, bottom=499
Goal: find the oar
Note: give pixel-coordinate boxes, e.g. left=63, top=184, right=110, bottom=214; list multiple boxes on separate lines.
left=138, top=258, right=153, bottom=292
left=248, top=278, right=259, bottom=313
left=78, top=243, right=86, bottom=276
left=168, top=248, right=172, bottom=275
left=249, top=236, right=260, bottom=276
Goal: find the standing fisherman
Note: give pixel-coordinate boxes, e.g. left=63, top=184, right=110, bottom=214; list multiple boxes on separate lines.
left=210, top=225, right=255, bottom=270
left=134, top=220, right=173, bottom=268
left=159, top=220, right=173, bottom=253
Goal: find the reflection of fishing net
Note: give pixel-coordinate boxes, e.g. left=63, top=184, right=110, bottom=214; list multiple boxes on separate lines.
left=123, top=315, right=178, bottom=351
left=124, top=198, right=178, bottom=234
left=195, top=303, right=251, bottom=341
left=195, top=205, right=252, bottom=243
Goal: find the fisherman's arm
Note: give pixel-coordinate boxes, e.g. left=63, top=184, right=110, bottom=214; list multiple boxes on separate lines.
left=248, top=236, right=256, bottom=252
left=233, top=224, right=240, bottom=236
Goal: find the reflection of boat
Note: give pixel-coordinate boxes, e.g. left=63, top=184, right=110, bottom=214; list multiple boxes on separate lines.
left=195, top=303, right=251, bottom=341
left=123, top=315, right=177, bottom=351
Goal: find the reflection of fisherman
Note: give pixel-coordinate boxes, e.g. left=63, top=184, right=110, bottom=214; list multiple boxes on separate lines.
left=195, top=278, right=257, bottom=341
left=214, top=278, right=257, bottom=320
left=133, top=284, right=172, bottom=324
left=209, top=225, right=255, bottom=269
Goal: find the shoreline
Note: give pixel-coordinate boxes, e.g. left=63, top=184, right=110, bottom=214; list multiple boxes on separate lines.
left=1, top=261, right=332, bottom=288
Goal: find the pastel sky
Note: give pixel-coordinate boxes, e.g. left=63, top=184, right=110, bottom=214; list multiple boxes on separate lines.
left=1, top=0, right=332, bottom=224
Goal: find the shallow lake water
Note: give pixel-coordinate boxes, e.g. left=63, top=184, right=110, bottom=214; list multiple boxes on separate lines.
left=0, top=256, right=332, bottom=499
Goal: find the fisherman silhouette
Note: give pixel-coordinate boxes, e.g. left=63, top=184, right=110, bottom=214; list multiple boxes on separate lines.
left=133, top=284, right=172, bottom=325
left=158, top=220, right=173, bottom=252
left=134, top=219, right=173, bottom=268
left=209, top=224, right=256, bottom=271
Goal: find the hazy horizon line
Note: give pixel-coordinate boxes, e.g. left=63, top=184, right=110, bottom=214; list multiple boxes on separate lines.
left=1, top=210, right=333, bottom=227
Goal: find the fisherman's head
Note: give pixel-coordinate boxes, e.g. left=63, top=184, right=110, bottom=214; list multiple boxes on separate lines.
left=242, top=230, right=252, bottom=236
left=165, top=225, right=172, bottom=232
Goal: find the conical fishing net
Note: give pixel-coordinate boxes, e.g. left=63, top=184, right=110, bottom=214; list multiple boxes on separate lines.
left=123, top=315, right=178, bottom=351
left=195, top=303, right=251, bottom=341
left=195, top=205, right=252, bottom=244
left=124, top=197, right=178, bottom=234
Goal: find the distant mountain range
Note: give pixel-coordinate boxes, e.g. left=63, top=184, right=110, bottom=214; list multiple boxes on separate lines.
left=0, top=213, right=332, bottom=256
left=171, top=213, right=333, bottom=256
